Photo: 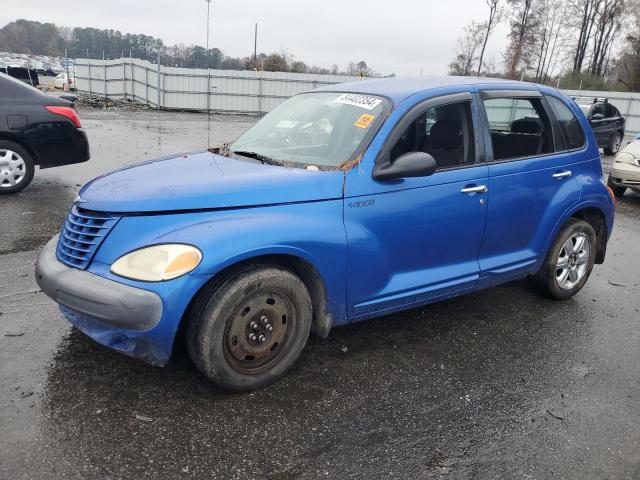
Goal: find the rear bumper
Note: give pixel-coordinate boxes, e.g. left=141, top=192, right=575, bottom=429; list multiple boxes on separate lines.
left=36, top=129, right=90, bottom=169
left=36, top=235, right=162, bottom=331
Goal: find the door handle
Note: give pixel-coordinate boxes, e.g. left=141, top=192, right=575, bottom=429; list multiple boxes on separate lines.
left=552, top=170, right=572, bottom=179
left=460, top=185, right=488, bottom=194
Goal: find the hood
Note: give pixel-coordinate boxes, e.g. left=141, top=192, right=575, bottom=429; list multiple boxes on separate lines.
left=78, top=151, right=345, bottom=213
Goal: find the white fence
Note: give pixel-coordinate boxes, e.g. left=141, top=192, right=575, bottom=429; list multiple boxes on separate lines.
left=74, top=58, right=640, bottom=133
left=74, top=58, right=362, bottom=115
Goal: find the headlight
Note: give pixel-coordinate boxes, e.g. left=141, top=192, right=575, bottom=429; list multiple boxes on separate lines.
left=110, top=244, right=202, bottom=282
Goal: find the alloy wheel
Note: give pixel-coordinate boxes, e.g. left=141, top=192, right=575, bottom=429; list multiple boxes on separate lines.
left=556, top=232, right=591, bottom=290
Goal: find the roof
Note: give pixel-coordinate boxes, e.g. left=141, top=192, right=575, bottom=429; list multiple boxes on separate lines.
left=318, top=76, right=538, bottom=104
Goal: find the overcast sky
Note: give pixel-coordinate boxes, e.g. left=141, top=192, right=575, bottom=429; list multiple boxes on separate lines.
left=2, top=0, right=509, bottom=75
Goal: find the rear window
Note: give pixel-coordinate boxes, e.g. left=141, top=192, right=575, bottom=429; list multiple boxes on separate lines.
left=545, top=95, right=586, bottom=150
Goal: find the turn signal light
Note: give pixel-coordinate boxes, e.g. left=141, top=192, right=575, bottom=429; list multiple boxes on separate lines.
left=45, top=106, right=82, bottom=128
left=606, top=185, right=616, bottom=206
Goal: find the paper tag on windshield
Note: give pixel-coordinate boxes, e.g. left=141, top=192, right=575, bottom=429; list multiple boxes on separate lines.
left=334, top=94, right=382, bottom=110
left=354, top=114, right=375, bottom=129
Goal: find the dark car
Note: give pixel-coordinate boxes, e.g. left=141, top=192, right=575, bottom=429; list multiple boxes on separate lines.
left=2, top=66, right=39, bottom=87
left=0, top=72, right=90, bottom=194
left=575, top=98, right=626, bottom=155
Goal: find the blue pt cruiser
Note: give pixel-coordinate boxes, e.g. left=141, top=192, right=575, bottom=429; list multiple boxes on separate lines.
left=36, top=77, right=616, bottom=391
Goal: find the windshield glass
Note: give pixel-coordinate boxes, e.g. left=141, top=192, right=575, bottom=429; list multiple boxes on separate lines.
left=577, top=104, right=592, bottom=116
left=229, top=92, right=390, bottom=169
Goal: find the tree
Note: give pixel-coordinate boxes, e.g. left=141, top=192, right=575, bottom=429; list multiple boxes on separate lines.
left=589, top=0, right=625, bottom=77
left=477, top=0, right=502, bottom=76
left=570, top=0, right=602, bottom=72
left=504, top=0, right=541, bottom=78
left=448, top=21, right=485, bottom=75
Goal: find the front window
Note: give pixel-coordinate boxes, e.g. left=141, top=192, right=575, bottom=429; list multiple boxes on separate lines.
left=229, top=92, right=390, bottom=169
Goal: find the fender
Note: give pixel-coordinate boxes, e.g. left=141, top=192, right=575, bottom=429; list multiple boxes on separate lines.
left=94, top=200, right=349, bottom=328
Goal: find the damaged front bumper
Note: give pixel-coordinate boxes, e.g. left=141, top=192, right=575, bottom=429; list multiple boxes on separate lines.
left=35, top=235, right=170, bottom=365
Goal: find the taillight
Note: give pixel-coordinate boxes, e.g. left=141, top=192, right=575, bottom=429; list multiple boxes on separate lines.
left=45, top=106, right=81, bottom=128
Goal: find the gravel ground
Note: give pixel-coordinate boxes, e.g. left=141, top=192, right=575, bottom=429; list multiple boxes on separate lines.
left=0, top=109, right=639, bottom=479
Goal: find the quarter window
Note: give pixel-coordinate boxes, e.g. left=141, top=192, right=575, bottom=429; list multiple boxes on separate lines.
left=390, top=101, right=475, bottom=170
left=545, top=95, right=586, bottom=150
left=483, top=97, right=553, bottom=161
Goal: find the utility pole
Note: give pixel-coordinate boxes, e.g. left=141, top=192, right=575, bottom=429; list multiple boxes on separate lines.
left=254, top=23, right=258, bottom=70
left=206, top=0, right=212, bottom=147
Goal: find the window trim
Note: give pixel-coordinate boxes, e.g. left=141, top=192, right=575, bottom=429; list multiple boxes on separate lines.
left=374, top=91, right=483, bottom=173
left=544, top=93, right=588, bottom=153
left=476, top=90, right=564, bottom=164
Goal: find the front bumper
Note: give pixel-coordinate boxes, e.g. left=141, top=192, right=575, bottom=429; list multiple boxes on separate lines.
left=611, top=162, right=640, bottom=189
left=36, top=235, right=170, bottom=365
left=36, top=235, right=162, bottom=331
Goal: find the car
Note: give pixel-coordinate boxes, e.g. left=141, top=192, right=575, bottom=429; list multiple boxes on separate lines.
left=608, top=134, right=640, bottom=196
left=36, top=77, right=615, bottom=391
left=54, top=72, right=75, bottom=90
left=0, top=73, right=90, bottom=194
left=2, top=66, right=39, bottom=87
left=575, top=97, right=626, bottom=155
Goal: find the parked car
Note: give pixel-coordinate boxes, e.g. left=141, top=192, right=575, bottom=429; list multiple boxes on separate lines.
left=2, top=66, right=39, bottom=87
left=0, top=73, right=90, bottom=194
left=575, top=98, right=626, bottom=155
left=608, top=135, right=640, bottom=196
left=54, top=72, right=75, bottom=90
left=36, top=77, right=615, bottom=391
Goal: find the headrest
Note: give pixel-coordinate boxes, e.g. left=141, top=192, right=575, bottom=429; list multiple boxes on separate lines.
left=429, top=118, right=462, bottom=150
left=511, top=118, right=542, bottom=134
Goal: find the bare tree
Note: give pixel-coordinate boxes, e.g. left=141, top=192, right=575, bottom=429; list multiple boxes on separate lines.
left=477, top=0, right=502, bottom=76
left=533, top=0, right=568, bottom=82
left=448, top=22, right=485, bottom=75
left=504, top=0, right=540, bottom=78
left=570, top=0, right=602, bottom=72
left=589, top=0, right=625, bottom=77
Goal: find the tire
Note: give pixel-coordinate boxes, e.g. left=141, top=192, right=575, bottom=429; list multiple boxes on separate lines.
left=607, top=174, right=626, bottom=197
left=186, top=264, right=312, bottom=391
left=604, top=132, right=622, bottom=156
left=0, top=140, right=35, bottom=194
left=530, top=219, right=597, bottom=300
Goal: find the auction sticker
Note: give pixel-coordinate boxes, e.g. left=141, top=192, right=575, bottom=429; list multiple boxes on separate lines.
left=334, top=93, right=382, bottom=110
left=354, top=114, right=375, bottom=129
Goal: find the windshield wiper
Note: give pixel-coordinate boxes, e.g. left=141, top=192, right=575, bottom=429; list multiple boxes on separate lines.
left=231, top=150, right=285, bottom=166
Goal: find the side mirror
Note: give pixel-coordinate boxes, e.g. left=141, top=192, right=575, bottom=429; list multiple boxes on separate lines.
left=373, top=151, right=437, bottom=181
left=590, top=113, right=604, bottom=121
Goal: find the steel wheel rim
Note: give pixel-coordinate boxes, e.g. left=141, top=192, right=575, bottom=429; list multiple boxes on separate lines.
left=0, top=149, right=27, bottom=188
left=556, top=233, right=591, bottom=290
left=224, top=290, right=295, bottom=374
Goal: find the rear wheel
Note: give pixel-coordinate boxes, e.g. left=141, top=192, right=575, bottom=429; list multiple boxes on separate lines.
left=0, top=141, right=34, bottom=194
left=607, top=174, right=626, bottom=197
left=604, top=132, right=622, bottom=156
left=530, top=219, right=597, bottom=300
left=187, top=265, right=312, bottom=391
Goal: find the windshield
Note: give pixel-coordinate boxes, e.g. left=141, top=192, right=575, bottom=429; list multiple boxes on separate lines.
left=577, top=104, right=592, bottom=116
left=229, top=92, right=390, bottom=169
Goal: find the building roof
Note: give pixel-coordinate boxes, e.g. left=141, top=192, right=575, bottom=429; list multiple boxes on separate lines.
left=319, top=76, right=538, bottom=104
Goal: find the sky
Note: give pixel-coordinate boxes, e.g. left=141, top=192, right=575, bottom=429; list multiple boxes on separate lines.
left=1, top=0, right=510, bottom=76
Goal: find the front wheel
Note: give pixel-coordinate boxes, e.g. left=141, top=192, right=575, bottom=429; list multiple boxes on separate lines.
left=187, top=265, right=312, bottom=391
left=530, top=219, right=597, bottom=300
left=607, top=174, right=626, bottom=197
left=0, top=141, right=35, bottom=194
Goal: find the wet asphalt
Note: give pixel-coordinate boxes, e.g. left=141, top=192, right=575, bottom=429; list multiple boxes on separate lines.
left=0, top=110, right=639, bottom=479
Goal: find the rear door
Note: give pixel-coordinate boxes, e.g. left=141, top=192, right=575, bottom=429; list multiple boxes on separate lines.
left=476, top=89, right=581, bottom=286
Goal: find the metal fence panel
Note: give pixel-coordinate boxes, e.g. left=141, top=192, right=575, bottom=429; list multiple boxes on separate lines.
left=73, top=59, right=640, bottom=133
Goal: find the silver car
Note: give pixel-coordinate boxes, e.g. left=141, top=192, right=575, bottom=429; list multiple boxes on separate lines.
left=608, top=134, right=640, bottom=196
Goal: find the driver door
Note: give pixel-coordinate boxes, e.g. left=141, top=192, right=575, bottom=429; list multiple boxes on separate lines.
left=344, top=92, right=489, bottom=319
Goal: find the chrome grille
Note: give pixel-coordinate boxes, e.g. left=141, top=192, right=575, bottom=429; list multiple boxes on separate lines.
left=56, top=206, right=120, bottom=269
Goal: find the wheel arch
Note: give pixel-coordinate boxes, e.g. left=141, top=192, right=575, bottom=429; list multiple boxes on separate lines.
left=569, top=206, right=608, bottom=264
left=178, top=253, right=334, bottom=348
left=0, top=133, right=39, bottom=165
